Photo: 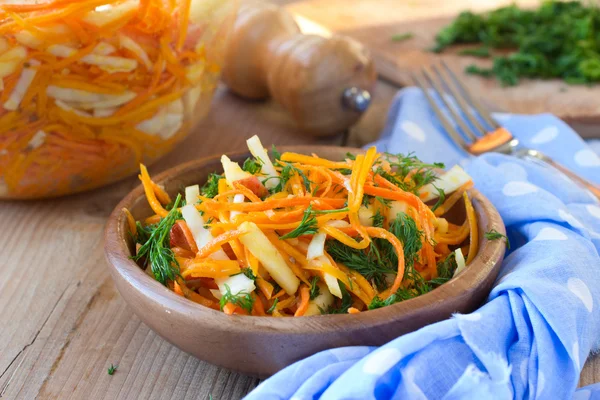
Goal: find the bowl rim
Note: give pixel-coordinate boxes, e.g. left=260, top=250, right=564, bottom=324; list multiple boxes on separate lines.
left=104, top=145, right=506, bottom=335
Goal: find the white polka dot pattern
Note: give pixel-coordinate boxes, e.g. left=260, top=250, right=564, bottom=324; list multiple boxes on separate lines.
left=533, top=227, right=568, bottom=241
left=362, top=348, right=402, bottom=375
left=574, top=149, right=600, bottom=167
left=568, top=278, right=593, bottom=313
left=530, top=126, right=559, bottom=145
left=401, top=121, right=426, bottom=142
left=502, top=181, right=538, bottom=197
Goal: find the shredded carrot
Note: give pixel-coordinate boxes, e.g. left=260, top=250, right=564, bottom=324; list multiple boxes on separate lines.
left=463, top=192, right=479, bottom=264
left=195, top=229, right=247, bottom=259
left=122, top=207, right=137, bottom=236
left=294, top=286, right=311, bottom=317
left=130, top=141, right=479, bottom=317
left=139, top=164, right=169, bottom=217
left=173, top=280, right=184, bottom=296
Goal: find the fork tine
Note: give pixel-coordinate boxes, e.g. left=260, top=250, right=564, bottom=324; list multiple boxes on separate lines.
left=440, top=60, right=500, bottom=130
left=431, top=63, right=488, bottom=137
left=411, top=72, right=467, bottom=149
left=422, top=67, right=481, bottom=143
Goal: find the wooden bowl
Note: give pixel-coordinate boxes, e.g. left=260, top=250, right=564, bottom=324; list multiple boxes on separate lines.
left=104, top=146, right=506, bottom=378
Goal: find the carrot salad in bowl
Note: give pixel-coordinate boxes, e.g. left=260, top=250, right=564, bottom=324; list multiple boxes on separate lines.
left=124, top=136, right=479, bottom=316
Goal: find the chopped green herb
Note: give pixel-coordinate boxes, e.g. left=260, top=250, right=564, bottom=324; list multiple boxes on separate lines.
left=371, top=209, right=385, bottom=228
left=309, top=276, right=321, bottom=300
left=201, top=173, right=222, bottom=198
left=436, top=252, right=458, bottom=281
left=431, top=186, right=446, bottom=212
left=219, top=284, right=255, bottom=314
left=279, top=206, right=319, bottom=239
left=391, top=32, right=413, bottom=42
left=241, top=267, right=257, bottom=281
left=108, top=364, right=117, bottom=375
left=267, top=298, right=279, bottom=314
left=368, top=288, right=414, bottom=310
left=273, top=162, right=312, bottom=193
left=458, top=46, right=490, bottom=58
left=322, top=282, right=353, bottom=314
left=242, top=157, right=262, bottom=174
left=345, top=152, right=356, bottom=160
left=434, top=2, right=600, bottom=86
left=327, top=213, right=423, bottom=291
left=271, top=145, right=281, bottom=162
left=378, top=153, right=444, bottom=194
left=203, top=217, right=214, bottom=229
left=132, top=194, right=183, bottom=285
left=485, top=229, right=510, bottom=249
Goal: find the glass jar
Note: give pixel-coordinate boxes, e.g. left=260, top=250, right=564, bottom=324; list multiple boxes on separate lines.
left=0, top=0, right=237, bottom=198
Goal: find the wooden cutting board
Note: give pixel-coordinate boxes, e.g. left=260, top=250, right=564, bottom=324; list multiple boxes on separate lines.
left=285, top=0, right=600, bottom=131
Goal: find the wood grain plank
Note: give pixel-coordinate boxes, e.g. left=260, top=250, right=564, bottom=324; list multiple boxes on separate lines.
left=0, top=84, right=339, bottom=400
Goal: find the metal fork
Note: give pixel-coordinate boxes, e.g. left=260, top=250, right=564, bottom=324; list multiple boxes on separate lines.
left=412, top=61, right=600, bottom=200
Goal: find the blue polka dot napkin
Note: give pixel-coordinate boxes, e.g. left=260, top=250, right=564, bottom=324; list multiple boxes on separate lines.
left=245, top=88, right=600, bottom=400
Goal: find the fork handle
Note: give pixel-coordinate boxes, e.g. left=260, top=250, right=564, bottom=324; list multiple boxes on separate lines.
left=516, top=149, right=600, bottom=200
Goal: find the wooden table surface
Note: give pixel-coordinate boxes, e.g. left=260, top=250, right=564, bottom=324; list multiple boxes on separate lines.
left=2, top=2, right=599, bottom=400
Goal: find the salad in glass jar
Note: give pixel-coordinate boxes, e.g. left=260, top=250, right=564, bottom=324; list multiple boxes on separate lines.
left=0, top=0, right=237, bottom=198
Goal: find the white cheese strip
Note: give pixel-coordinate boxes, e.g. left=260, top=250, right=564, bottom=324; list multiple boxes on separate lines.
left=215, top=273, right=256, bottom=297
left=48, top=44, right=138, bottom=73
left=221, top=155, right=251, bottom=186
left=304, top=283, right=334, bottom=316
left=181, top=204, right=229, bottom=260
left=82, top=0, right=139, bottom=27
left=47, top=85, right=136, bottom=109
left=238, top=221, right=300, bottom=295
left=4, top=60, right=39, bottom=111
left=358, top=204, right=374, bottom=227
left=419, top=165, right=472, bottom=202
left=229, top=193, right=245, bottom=220
left=0, top=38, right=9, bottom=54
left=93, top=108, right=116, bottom=117
left=55, top=99, right=93, bottom=117
left=453, top=248, right=466, bottom=277
left=0, top=46, right=27, bottom=79
left=93, top=42, right=117, bottom=56
left=119, top=34, right=152, bottom=70
left=185, top=184, right=200, bottom=205
left=27, top=130, right=46, bottom=149
left=306, top=232, right=326, bottom=261
left=246, top=135, right=280, bottom=189
left=388, top=200, right=409, bottom=220
left=14, top=31, right=43, bottom=49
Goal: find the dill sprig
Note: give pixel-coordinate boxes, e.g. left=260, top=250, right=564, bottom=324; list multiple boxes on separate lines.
left=321, top=282, right=353, bottom=314
left=377, top=153, right=444, bottom=195
left=371, top=209, right=385, bottom=228
left=273, top=162, right=312, bottom=193
left=434, top=2, right=600, bottom=86
left=431, top=186, right=446, bottom=212
left=201, top=173, right=222, bottom=198
left=241, top=267, right=257, bottom=281
left=132, top=194, right=182, bottom=285
left=485, top=229, right=510, bottom=249
left=309, top=276, right=321, bottom=300
left=267, top=298, right=279, bottom=314
left=271, top=145, right=281, bottom=162
left=327, top=212, right=424, bottom=291
left=435, top=252, right=458, bottom=283
left=242, top=157, right=262, bottom=174
left=219, top=284, right=255, bottom=314
left=279, top=205, right=319, bottom=239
